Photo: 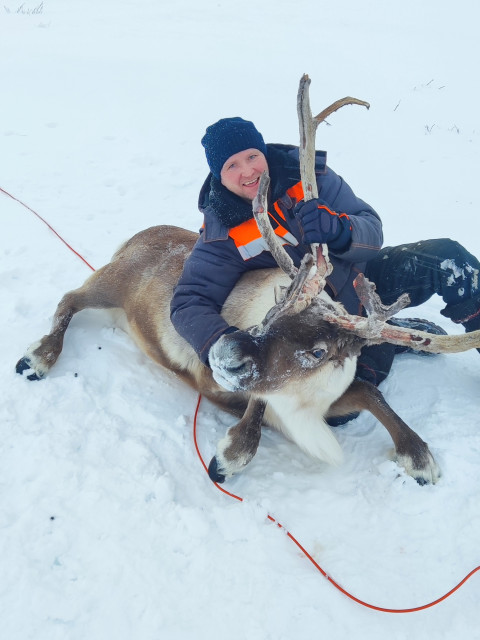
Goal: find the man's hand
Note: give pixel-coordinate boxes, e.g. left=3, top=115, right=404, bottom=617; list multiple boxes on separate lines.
left=295, top=199, right=352, bottom=250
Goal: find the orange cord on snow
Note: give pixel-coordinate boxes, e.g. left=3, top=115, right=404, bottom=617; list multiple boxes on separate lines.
left=193, top=393, right=480, bottom=613
left=1, top=186, right=96, bottom=272
left=4, top=186, right=479, bottom=614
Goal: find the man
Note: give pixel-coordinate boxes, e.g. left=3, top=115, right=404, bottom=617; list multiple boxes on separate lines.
left=171, top=117, right=480, bottom=398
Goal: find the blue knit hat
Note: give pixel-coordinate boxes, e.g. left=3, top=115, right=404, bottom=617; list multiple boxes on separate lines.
left=201, top=117, right=267, bottom=179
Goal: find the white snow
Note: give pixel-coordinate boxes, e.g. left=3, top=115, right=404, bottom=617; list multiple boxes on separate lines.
left=1, top=1, right=480, bottom=638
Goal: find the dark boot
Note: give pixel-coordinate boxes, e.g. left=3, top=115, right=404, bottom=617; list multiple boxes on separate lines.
left=388, top=317, right=448, bottom=355
left=441, top=296, right=480, bottom=352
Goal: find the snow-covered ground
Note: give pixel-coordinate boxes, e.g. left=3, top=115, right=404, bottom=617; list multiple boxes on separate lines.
left=1, top=1, right=480, bottom=638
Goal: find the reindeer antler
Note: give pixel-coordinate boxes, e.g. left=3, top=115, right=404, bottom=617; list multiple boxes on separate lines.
left=298, top=74, right=370, bottom=268
left=251, top=75, right=369, bottom=317
left=252, top=172, right=297, bottom=280
left=251, top=74, right=480, bottom=355
left=251, top=173, right=319, bottom=335
left=297, top=74, right=370, bottom=204
left=309, top=271, right=480, bottom=353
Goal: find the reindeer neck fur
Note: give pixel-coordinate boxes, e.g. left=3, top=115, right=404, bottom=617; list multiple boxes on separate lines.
left=261, top=354, right=357, bottom=466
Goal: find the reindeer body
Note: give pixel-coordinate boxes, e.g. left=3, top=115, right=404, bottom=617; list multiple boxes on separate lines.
left=17, top=224, right=369, bottom=471
left=17, top=224, right=445, bottom=485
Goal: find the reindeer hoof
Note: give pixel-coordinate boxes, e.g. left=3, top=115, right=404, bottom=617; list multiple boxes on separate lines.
left=415, top=476, right=428, bottom=486
left=15, top=357, right=42, bottom=381
left=208, top=457, right=226, bottom=484
left=396, top=450, right=441, bottom=485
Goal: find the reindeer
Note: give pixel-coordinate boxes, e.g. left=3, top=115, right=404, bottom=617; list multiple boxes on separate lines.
left=15, top=76, right=480, bottom=486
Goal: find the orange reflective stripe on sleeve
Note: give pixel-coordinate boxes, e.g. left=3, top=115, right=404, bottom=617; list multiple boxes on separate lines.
left=229, top=211, right=298, bottom=261
left=286, top=181, right=305, bottom=205
left=228, top=218, right=260, bottom=246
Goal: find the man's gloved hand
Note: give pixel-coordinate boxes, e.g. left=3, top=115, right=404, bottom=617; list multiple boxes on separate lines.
left=205, top=325, right=240, bottom=368
left=294, top=199, right=352, bottom=250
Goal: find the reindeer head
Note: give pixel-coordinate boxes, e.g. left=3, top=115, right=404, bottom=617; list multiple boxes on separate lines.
left=209, top=301, right=364, bottom=394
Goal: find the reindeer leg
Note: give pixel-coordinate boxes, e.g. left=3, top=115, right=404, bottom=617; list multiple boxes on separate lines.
left=327, top=380, right=441, bottom=485
left=208, top=397, right=266, bottom=483
left=16, top=266, right=120, bottom=380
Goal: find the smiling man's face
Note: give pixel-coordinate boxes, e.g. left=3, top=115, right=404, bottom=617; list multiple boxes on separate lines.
left=220, top=148, right=268, bottom=202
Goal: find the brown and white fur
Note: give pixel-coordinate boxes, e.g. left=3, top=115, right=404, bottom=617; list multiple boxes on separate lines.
left=16, top=224, right=443, bottom=485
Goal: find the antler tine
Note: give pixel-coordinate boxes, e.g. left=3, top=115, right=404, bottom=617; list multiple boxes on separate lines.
left=297, top=74, right=319, bottom=205
left=314, top=96, right=370, bottom=126
left=354, top=273, right=410, bottom=320
left=313, top=274, right=480, bottom=354
left=253, top=171, right=297, bottom=280
left=297, top=74, right=327, bottom=270
left=249, top=253, right=316, bottom=337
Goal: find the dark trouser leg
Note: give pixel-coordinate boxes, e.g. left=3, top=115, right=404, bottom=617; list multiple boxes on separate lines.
left=329, top=239, right=480, bottom=427
left=365, top=237, right=480, bottom=335
left=327, top=342, right=395, bottom=426
left=356, top=343, right=396, bottom=386
left=360, top=238, right=480, bottom=379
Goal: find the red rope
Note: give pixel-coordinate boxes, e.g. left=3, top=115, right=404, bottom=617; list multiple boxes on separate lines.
left=1, top=186, right=96, bottom=272
left=5, top=186, right=479, bottom=614
left=193, top=393, right=480, bottom=613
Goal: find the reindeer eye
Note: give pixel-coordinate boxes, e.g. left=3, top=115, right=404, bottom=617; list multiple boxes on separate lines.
left=311, top=348, right=326, bottom=360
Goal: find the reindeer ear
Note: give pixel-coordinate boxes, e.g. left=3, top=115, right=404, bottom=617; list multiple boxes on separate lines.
left=274, top=285, right=288, bottom=304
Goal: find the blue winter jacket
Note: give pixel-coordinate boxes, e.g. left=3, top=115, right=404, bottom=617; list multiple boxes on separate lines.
left=170, top=144, right=383, bottom=365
